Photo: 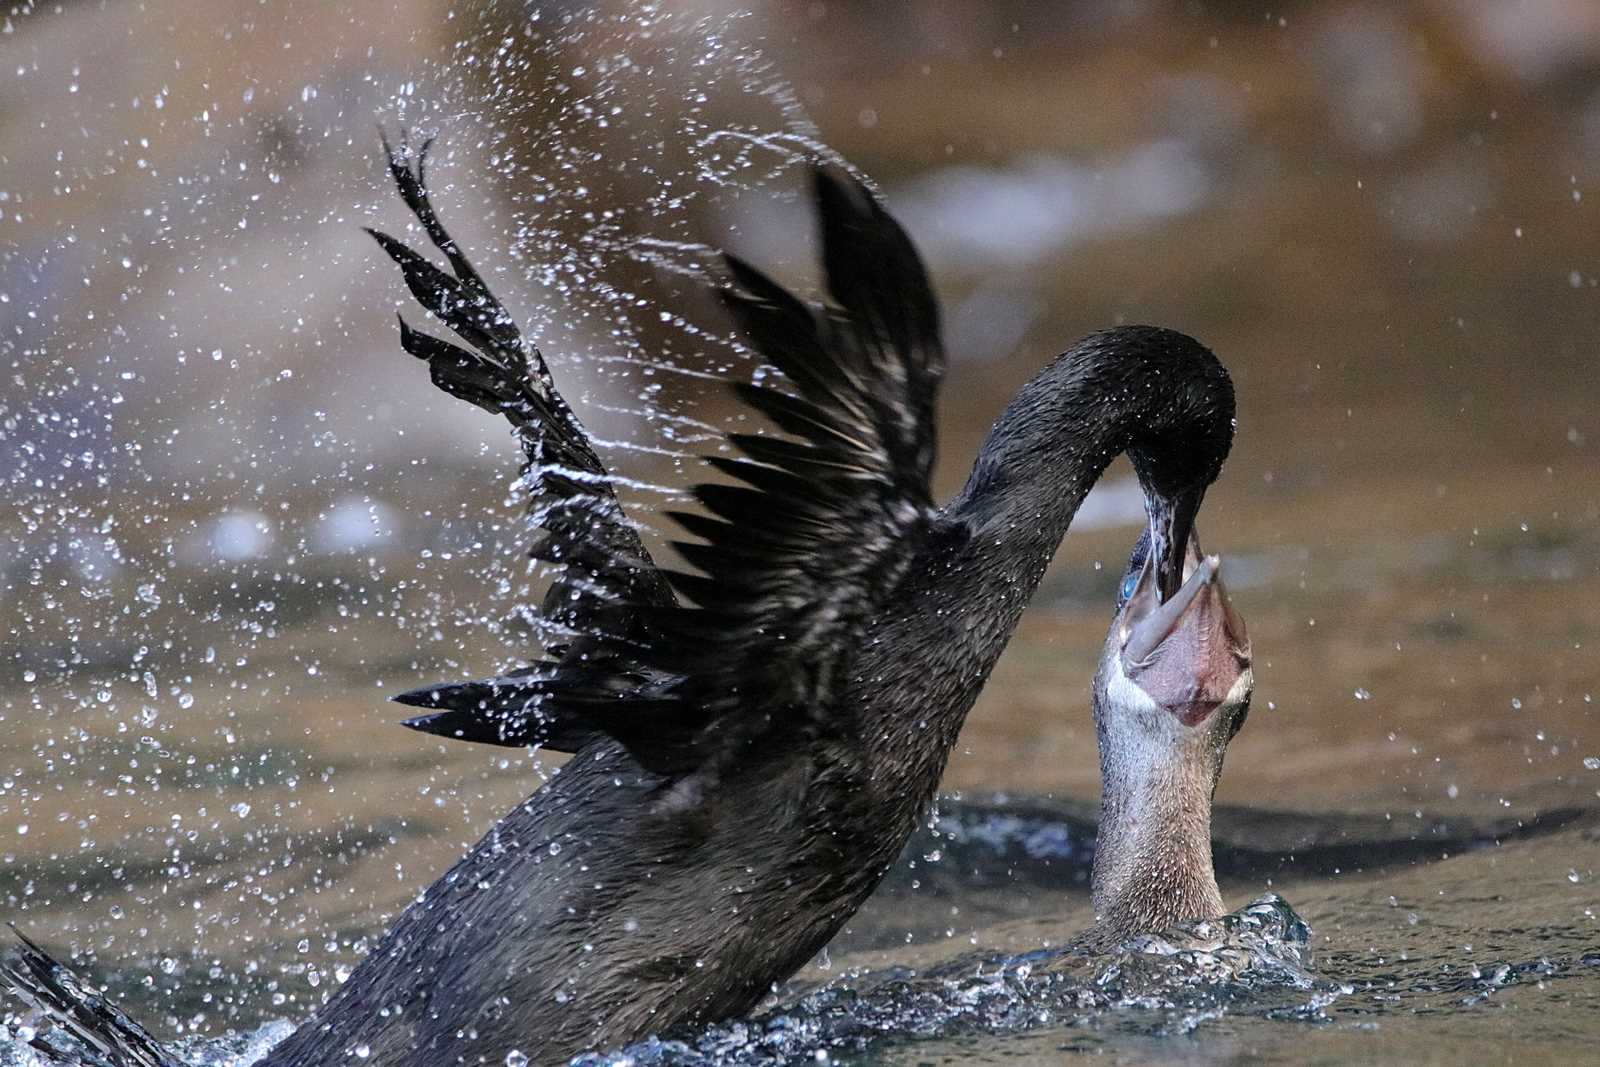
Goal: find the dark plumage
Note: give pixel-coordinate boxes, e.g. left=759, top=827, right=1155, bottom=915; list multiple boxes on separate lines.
left=2, top=136, right=1238, bottom=1067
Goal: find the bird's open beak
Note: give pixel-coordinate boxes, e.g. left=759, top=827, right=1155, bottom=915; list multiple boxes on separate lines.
left=1117, top=534, right=1250, bottom=726
left=1146, top=485, right=1203, bottom=602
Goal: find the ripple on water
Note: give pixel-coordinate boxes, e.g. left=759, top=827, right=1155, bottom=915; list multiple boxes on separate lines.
left=570, top=895, right=1330, bottom=1066
left=6, top=812, right=1598, bottom=1064
left=2, top=897, right=1321, bottom=1066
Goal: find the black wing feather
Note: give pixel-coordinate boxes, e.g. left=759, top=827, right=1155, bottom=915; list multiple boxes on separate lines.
left=373, top=143, right=946, bottom=778
left=521, top=166, right=946, bottom=776
left=368, top=133, right=675, bottom=750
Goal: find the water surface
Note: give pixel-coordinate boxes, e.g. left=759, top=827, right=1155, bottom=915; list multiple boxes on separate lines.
left=2, top=1, right=1598, bottom=1063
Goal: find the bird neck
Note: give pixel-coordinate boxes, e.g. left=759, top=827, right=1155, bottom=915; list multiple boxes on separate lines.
left=1089, top=694, right=1224, bottom=935
left=857, top=350, right=1131, bottom=792
left=864, top=329, right=1233, bottom=830
left=897, top=339, right=1174, bottom=757
left=948, top=346, right=1131, bottom=564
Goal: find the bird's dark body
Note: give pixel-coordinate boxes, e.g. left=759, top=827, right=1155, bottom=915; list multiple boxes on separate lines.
left=270, top=585, right=975, bottom=1063
left=266, top=329, right=1230, bottom=1066
left=1, top=135, right=1238, bottom=1067
left=263, top=739, right=878, bottom=1064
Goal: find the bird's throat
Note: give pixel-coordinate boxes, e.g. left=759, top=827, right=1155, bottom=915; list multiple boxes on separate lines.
left=1090, top=748, right=1224, bottom=935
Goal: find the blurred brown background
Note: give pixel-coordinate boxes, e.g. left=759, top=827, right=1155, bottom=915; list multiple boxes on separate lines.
left=1, top=0, right=1597, bottom=1032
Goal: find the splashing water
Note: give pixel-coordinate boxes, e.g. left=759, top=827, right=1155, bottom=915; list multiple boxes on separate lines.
left=0, top=893, right=1324, bottom=1067
left=564, top=896, right=1329, bottom=1067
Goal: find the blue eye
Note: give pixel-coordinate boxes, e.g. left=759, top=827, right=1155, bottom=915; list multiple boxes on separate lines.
left=1120, top=572, right=1139, bottom=600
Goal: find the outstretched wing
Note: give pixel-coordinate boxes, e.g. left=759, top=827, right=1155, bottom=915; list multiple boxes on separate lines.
left=369, top=140, right=946, bottom=777
left=366, top=133, right=675, bottom=750
left=533, top=167, right=947, bottom=776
